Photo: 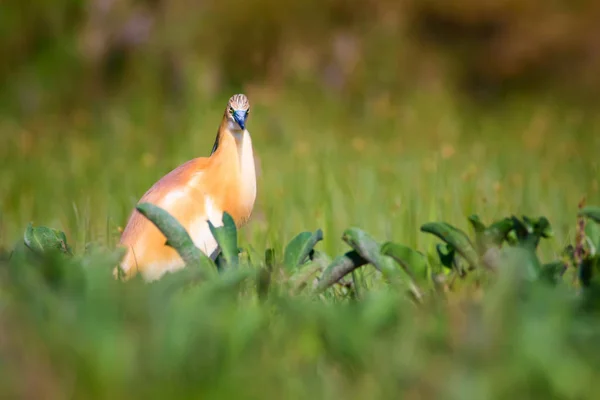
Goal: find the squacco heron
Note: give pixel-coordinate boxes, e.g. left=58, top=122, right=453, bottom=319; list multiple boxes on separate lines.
left=116, top=94, right=257, bottom=281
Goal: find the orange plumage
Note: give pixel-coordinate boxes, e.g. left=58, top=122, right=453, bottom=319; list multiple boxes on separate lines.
left=116, top=94, right=256, bottom=281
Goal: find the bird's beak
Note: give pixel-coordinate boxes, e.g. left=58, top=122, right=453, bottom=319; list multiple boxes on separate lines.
left=233, top=110, right=247, bottom=130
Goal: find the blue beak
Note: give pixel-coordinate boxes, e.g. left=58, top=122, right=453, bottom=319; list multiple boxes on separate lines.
left=233, top=110, right=247, bottom=130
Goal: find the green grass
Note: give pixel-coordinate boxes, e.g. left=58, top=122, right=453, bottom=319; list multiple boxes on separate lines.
left=2, top=90, right=597, bottom=256
left=1, top=87, right=600, bottom=398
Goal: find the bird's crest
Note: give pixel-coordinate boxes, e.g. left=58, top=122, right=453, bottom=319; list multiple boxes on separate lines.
left=228, top=94, right=250, bottom=111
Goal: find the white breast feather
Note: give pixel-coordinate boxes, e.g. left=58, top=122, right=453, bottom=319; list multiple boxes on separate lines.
left=188, top=195, right=222, bottom=260
left=239, top=131, right=257, bottom=220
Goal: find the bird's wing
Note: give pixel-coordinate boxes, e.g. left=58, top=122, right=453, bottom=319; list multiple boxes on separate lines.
left=117, top=157, right=222, bottom=280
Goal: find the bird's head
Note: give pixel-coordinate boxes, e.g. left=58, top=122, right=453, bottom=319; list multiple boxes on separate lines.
left=225, top=94, right=250, bottom=132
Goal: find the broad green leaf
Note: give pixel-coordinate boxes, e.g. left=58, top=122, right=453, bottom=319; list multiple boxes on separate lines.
left=342, top=228, right=423, bottom=301
left=18, top=225, right=82, bottom=294
left=341, top=228, right=396, bottom=277
left=585, top=220, right=600, bottom=255
left=523, top=215, right=554, bottom=238
left=309, top=250, right=332, bottom=265
left=420, top=222, right=480, bottom=270
left=511, top=215, right=553, bottom=249
left=315, top=250, right=367, bottom=294
left=380, top=242, right=428, bottom=282
left=506, top=229, right=518, bottom=245
left=534, top=216, right=554, bottom=238
left=578, top=206, right=600, bottom=224
left=510, top=216, right=533, bottom=248
left=468, top=215, right=486, bottom=233
left=283, top=229, right=324, bottom=270
left=23, top=223, right=72, bottom=256
left=468, top=214, right=488, bottom=254
left=208, top=212, right=239, bottom=269
left=511, top=215, right=533, bottom=237
left=484, top=217, right=514, bottom=247
left=136, top=202, right=216, bottom=276
left=436, top=243, right=457, bottom=271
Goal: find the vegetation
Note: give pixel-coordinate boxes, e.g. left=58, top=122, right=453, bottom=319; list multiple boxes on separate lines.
left=3, top=190, right=600, bottom=398
left=1, top=85, right=599, bottom=399
left=3, top=1, right=600, bottom=398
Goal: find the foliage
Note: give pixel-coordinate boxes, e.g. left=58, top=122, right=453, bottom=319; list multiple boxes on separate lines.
left=3, top=200, right=600, bottom=398
left=1, top=15, right=599, bottom=394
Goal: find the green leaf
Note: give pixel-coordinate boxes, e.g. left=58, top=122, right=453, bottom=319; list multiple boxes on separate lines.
left=420, top=222, right=480, bottom=271
left=208, top=212, right=239, bottom=269
left=509, top=215, right=553, bottom=250
left=315, top=250, right=367, bottom=294
left=468, top=214, right=488, bottom=255
left=533, top=216, right=554, bottom=238
left=523, top=215, right=554, bottom=239
left=289, top=262, right=323, bottom=294
left=540, top=261, right=567, bottom=285
left=342, top=228, right=423, bottom=301
left=578, top=206, right=600, bottom=224
left=436, top=243, right=457, bottom=271
left=136, top=203, right=215, bottom=276
left=511, top=215, right=533, bottom=237
left=23, top=223, right=72, bottom=256
left=309, top=250, right=332, bottom=266
left=283, top=229, right=324, bottom=270
left=506, top=229, right=518, bottom=246
left=484, top=217, right=515, bottom=247
left=380, top=242, right=428, bottom=282
left=585, top=220, right=600, bottom=255
left=468, top=215, right=486, bottom=233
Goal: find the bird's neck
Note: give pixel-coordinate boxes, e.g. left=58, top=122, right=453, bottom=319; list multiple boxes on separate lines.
left=210, top=119, right=244, bottom=154
left=209, top=119, right=257, bottom=225
left=211, top=119, right=246, bottom=159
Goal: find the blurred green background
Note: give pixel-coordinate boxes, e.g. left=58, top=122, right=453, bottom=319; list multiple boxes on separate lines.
left=1, top=0, right=599, bottom=256
left=2, top=1, right=600, bottom=399
left=1, top=0, right=598, bottom=257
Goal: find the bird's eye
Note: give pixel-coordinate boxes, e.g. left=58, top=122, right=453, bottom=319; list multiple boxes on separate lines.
left=229, top=107, right=234, bottom=114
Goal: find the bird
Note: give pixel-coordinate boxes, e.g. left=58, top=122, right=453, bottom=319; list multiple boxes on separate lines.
left=115, top=94, right=257, bottom=281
